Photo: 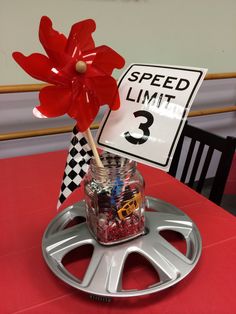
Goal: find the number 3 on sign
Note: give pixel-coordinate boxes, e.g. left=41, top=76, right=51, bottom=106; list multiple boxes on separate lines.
left=124, top=110, right=154, bottom=145
left=96, top=63, right=207, bottom=171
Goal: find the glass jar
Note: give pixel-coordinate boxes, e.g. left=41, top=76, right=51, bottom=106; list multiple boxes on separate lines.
left=84, top=151, right=145, bottom=245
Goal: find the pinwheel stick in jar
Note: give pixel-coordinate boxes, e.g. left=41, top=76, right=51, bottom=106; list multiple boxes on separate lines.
left=73, top=59, right=102, bottom=167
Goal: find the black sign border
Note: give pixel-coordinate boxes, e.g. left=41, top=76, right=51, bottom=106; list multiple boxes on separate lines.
left=97, top=64, right=205, bottom=167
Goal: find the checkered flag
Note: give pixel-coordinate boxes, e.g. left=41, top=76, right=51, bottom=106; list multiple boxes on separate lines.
left=57, top=126, right=93, bottom=209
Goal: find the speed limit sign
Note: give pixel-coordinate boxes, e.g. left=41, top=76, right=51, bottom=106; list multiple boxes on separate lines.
left=96, top=64, right=207, bottom=171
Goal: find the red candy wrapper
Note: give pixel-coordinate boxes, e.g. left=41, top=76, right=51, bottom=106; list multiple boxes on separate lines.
left=84, top=152, right=145, bottom=245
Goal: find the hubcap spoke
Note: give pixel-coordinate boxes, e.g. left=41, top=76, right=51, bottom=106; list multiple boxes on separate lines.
left=44, top=223, right=93, bottom=259
left=82, top=246, right=129, bottom=293
left=42, top=197, right=202, bottom=297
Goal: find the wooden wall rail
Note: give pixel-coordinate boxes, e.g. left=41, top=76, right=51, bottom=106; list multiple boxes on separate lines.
left=1, top=106, right=236, bottom=141
left=0, top=72, right=236, bottom=141
left=204, top=72, right=236, bottom=80
left=1, top=72, right=236, bottom=94
left=0, top=83, right=48, bottom=94
left=188, top=105, right=236, bottom=117
left=0, top=124, right=99, bottom=141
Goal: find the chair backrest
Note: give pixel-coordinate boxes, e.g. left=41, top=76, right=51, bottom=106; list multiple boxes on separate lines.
left=169, top=123, right=236, bottom=205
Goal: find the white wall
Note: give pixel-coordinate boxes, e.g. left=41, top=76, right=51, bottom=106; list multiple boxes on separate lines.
left=0, top=0, right=236, bottom=85
left=0, top=0, right=236, bottom=159
left=189, top=78, right=236, bottom=137
left=1, top=78, right=236, bottom=159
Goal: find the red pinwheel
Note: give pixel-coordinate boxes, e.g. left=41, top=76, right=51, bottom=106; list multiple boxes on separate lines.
left=12, top=16, right=125, bottom=132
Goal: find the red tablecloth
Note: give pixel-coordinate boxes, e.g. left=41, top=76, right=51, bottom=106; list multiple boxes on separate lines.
left=1, top=151, right=236, bottom=314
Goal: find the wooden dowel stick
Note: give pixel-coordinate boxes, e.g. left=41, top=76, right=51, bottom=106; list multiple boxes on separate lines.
left=84, top=128, right=104, bottom=168
left=74, top=60, right=104, bottom=168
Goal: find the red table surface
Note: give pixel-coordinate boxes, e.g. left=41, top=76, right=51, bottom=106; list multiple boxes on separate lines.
left=1, top=150, right=236, bottom=314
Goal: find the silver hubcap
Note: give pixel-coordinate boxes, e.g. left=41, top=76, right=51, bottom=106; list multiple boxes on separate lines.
left=42, top=197, right=202, bottom=297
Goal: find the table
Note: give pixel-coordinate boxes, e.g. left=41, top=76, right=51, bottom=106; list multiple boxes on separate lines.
left=1, top=150, right=236, bottom=314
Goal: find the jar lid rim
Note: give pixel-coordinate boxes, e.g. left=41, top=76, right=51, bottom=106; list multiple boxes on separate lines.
left=89, top=152, right=136, bottom=172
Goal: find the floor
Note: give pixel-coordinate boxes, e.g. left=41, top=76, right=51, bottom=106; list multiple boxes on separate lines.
left=221, top=195, right=236, bottom=216
left=202, top=153, right=236, bottom=216
left=200, top=184, right=236, bottom=216
left=222, top=153, right=236, bottom=216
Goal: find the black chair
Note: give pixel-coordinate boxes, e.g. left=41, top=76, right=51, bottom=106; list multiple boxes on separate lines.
left=169, top=123, right=236, bottom=205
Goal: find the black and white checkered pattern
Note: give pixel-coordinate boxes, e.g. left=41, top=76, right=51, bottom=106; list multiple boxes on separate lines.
left=57, top=126, right=93, bottom=208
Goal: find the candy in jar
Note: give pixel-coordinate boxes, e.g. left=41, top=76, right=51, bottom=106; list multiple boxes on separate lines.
left=84, top=152, right=145, bottom=245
